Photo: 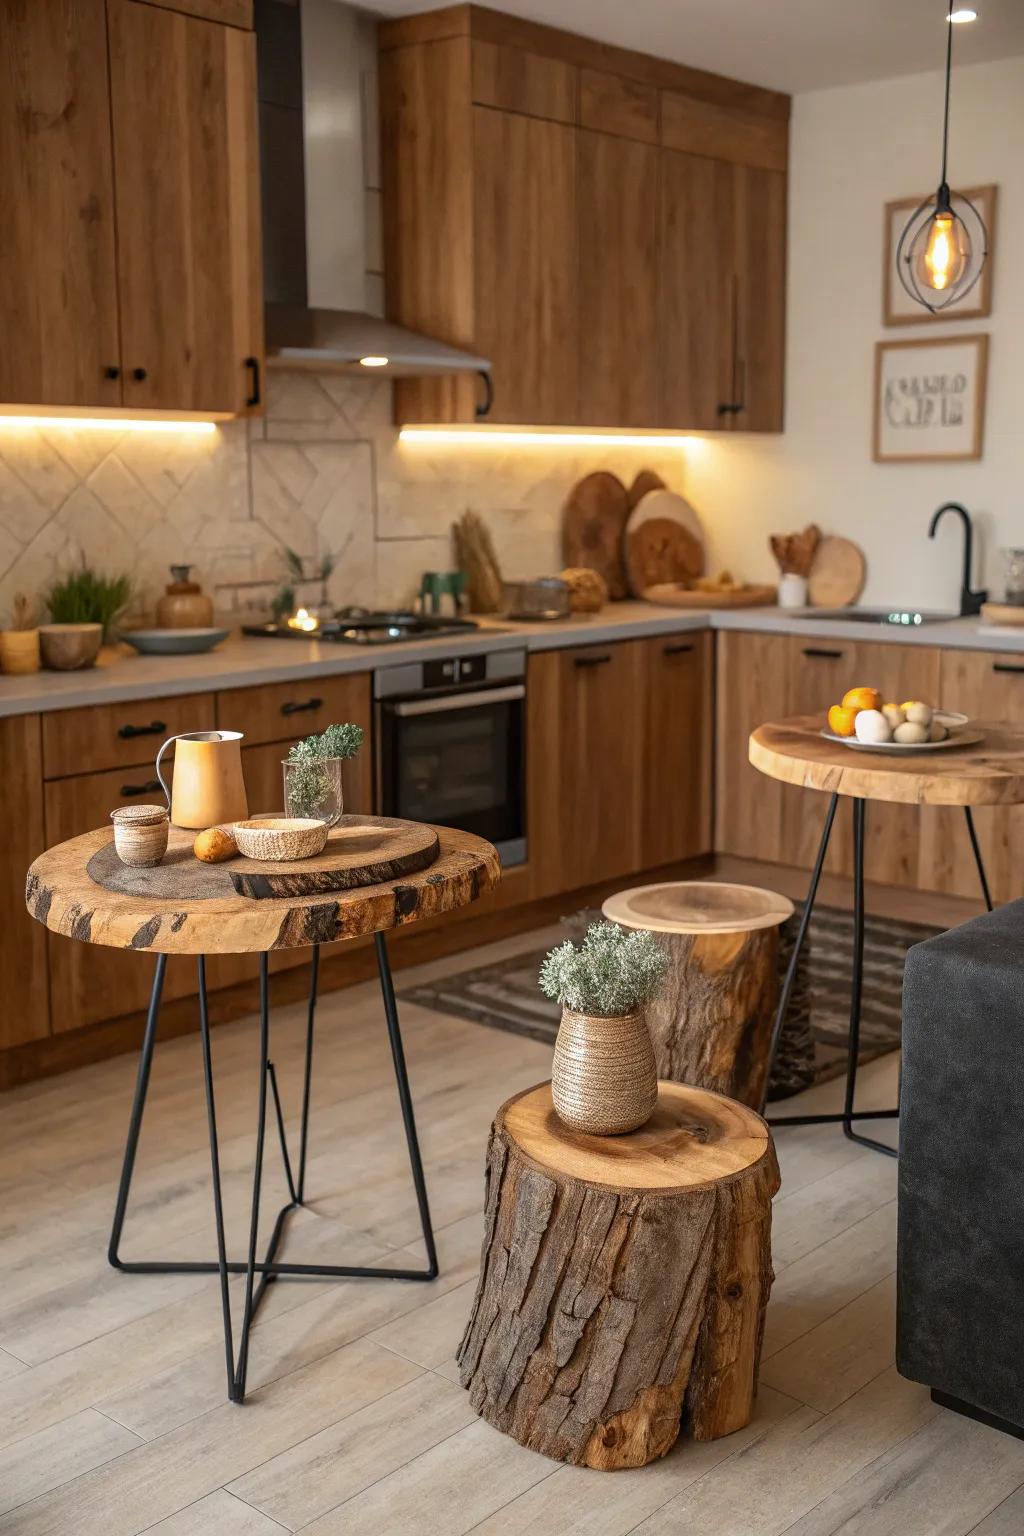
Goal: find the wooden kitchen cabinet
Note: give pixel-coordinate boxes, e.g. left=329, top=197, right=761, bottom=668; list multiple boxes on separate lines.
left=218, top=673, right=372, bottom=754
left=639, top=632, right=713, bottom=866
left=130, top=0, right=253, bottom=26
left=42, top=692, right=215, bottom=780
left=714, top=630, right=791, bottom=864
left=578, top=131, right=659, bottom=427
left=108, top=0, right=262, bottom=415
left=732, top=164, right=786, bottom=432
left=659, top=151, right=736, bottom=431
left=0, top=0, right=122, bottom=411
left=1, top=715, right=50, bottom=1048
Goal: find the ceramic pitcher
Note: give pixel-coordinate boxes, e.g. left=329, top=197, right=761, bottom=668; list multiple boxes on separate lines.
left=155, top=730, right=249, bottom=829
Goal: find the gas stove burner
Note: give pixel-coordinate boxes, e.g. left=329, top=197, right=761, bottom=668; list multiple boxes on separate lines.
left=243, top=610, right=482, bottom=646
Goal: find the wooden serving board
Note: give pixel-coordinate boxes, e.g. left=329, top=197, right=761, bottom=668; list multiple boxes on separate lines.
left=981, top=602, right=1024, bottom=627
left=624, top=489, right=705, bottom=595
left=87, top=816, right=440, bottom=901
left=642, top=582, right=777, bottom=609
left=562, top=471, right=631, bottom=599
left=808, top=536, right=866, bottom=607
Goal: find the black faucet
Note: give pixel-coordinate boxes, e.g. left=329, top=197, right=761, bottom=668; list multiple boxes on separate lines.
left=928, top=502, right=987, bottom=617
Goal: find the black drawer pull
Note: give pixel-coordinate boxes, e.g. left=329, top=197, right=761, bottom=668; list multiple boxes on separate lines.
left=280, top=696, right=323, bottom=716
left=663, top=642, right=695, bottom=656
left=802, top=647, right=844, bottom=659
left=245, top=355, right=261, bottom=408
left=120, top=779, right=162, bottom=797
left=117, top=719, right=167, bottom=740
left=574, top=654, right=612, bottom=668
left=993, top=663, right=1024, bottom=675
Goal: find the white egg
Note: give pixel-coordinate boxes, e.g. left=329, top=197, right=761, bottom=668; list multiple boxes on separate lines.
left=881, top=703, right=905, bottom=729
left=894, top=721, right=928, bottom=744
left=854, top=709, right=893, bottom=744
left=929, top=719, right=949, bottom=742
left=904, top=701, right=933, bottom=726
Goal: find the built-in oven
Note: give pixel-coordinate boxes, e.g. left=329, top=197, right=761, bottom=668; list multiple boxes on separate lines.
left=375, top=649, right=526, bottom=867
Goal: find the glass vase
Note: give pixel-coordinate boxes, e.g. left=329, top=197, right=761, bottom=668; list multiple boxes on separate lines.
left=282, top=756, right=344, bottom=826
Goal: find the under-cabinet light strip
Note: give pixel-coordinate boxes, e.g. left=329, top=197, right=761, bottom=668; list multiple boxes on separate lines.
left=399, top=427, right=698, bottom=448
left=0, top=416, right=217, bottom=435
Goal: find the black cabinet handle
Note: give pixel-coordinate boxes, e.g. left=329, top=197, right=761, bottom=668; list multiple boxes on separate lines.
left=132, top=366, right=147, bottom=382
left=104, top=365, right=120, bottom=380
left=245, top=356, right=261, bottom=408
left=574, top=654, right=612, bottom=668
left=475, top=369, right=493, bottom=420
left=802, top=647, right=844, bottom=659
left=280, top=696, right=323, bottom=716
left=993, top=663, right=1024, bottom=675
left=120, top=779, right=162, bottom=797
left=117, top=720, right=167, bottom=740
left=663, top=641, right=695, bottom=656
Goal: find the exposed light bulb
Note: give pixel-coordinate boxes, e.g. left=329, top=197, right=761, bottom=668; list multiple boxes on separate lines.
left=358, top=355, right=389, bottom=368
left=917, top=209, right=970, bottom=291
left=947, top=8, right=978, bottom=22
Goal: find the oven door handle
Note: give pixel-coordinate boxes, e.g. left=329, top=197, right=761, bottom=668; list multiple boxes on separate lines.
left=390, top=684, right=525, bottom=717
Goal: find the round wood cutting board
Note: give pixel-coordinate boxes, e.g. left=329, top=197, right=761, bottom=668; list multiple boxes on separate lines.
left=807, top=536, right=866, bottom=608
left=561, top=472, right=631, bottom=599
left=624, top=490, right=704, bottom=595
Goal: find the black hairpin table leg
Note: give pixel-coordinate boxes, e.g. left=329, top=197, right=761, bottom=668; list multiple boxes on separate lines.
left=963, top=806, right=994, bottom=911
left=107, top=935, right=438, bottom=1403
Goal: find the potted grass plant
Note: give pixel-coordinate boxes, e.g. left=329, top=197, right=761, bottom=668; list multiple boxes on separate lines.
left=282, top=722, right=365, bottom=825
left=41, top=564, right=131, bottom=669
left=539, top=921, right=668, bottom=1135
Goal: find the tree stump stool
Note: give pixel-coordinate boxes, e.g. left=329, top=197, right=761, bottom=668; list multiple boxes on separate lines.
left=603, top=882, right=794, bottom=1108
left=458, top=1080, right=779, bottom=1470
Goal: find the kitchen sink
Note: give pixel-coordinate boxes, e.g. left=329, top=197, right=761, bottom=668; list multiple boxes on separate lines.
left=801, top=608, right=958, bottom=627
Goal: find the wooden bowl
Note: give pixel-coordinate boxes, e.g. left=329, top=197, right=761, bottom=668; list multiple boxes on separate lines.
left=39, top=622, right=103, bottom=670
left=233, top=817, right=328, bottom=862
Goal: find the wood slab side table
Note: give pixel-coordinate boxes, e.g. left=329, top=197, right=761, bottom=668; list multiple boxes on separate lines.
left=458, top=1081, right=779, bottom=1470
left=25, top=819, right=501, bottom=1404
left=749, top=715, right=1024, bottom=1156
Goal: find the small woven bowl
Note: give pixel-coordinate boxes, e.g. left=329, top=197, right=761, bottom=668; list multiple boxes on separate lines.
left=110, top=804, right=169, bottom=867
left=233, top=817, right=327, bottom=862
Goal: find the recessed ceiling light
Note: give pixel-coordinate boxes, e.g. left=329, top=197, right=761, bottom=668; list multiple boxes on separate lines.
left=947, top=7, right=978, bottom=22
left=358, top=355, right=389, bottom=368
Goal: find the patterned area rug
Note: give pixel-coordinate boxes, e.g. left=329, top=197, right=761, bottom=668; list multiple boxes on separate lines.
left=400, top=904, right=942, bottom=1102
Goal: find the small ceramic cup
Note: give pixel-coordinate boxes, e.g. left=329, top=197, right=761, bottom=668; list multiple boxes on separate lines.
left=778, top=572, right=809, bottom=609
left=110, top=804, right=170, bottom=867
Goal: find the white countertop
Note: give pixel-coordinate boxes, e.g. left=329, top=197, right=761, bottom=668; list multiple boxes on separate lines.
left=2, top=602, right=1021, bottom=718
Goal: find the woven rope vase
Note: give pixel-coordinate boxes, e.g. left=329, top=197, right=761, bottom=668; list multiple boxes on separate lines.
left=551, top=1007, right=658, bottom=1136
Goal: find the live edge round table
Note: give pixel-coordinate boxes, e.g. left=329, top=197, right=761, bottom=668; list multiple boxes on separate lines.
left=25, top=819, right=500, bottom=1404
left=750, top=715, right=1024, bottom=1158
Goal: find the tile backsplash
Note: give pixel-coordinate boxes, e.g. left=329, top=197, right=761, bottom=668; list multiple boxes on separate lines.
left=0, top=373, right=689, bottom=625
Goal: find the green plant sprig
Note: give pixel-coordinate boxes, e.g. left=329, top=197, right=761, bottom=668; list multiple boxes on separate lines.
left=539, top=921, right=668, bottom=1017
left=45, top=565, right=131, bottom=639
left=287, top=723, right=364, bottom=765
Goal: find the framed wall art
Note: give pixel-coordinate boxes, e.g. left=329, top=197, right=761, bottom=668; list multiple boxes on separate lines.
left=873, top=333, right=988, bottom=463
left=884, top=184, right=997, bottom=326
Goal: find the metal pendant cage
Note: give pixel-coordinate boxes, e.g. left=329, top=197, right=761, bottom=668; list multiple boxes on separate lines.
left=896, top=188, right=988, bottom=313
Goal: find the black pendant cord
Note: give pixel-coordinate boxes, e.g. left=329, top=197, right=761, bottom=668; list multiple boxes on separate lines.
left=938, top=2, right=954, bottom=193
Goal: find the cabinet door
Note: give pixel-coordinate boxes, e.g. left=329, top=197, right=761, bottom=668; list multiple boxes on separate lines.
left=639, top=632, right=713, bottom=866
left=528, top=642, right=644, bottom=897
left=44, top=767, right=198, bottom=1033
left=108, top=0, right=262, bottom=414
left=0, top=0, right=122, bottom=409
left=714, top=630, right=790, bottom=863
left=659, top=150, right=735, bottom=430
left=473, top=107, right=577, bottom=424
left=732, top=164, right=786, bottom=432
left=578, top=131, right=659, bottom=428
left=1, top=716, right=50, bottom=1047
left=920, top=651, right=1024, bottom=905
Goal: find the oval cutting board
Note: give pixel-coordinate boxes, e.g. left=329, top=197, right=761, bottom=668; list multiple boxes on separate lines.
left=808, top=536, right=866, bottom=608
left=624, top=490, right=705, bottom=596
left=562, top=472, right=631, bottom=600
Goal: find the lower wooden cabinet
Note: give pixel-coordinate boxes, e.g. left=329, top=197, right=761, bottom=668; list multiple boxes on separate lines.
left=1, top=715, right=50, bottom=1048
left=528, top=633, right=712, bottom=899
left=714, top=630, right=790, bottom=865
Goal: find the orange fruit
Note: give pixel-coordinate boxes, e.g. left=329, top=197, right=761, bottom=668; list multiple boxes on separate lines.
left=828, top=704, right=859, bottom=737
left=841, top=685, right=881, bottom=712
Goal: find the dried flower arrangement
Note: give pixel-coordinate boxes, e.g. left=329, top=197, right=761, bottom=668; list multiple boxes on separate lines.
left=539, top=921, right=667, bottom=1017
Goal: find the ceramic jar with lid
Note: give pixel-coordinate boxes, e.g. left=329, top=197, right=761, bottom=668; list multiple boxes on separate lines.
left=156, top=565, right=214, bottom=628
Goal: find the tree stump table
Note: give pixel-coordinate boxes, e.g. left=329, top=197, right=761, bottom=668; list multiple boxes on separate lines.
left=25, top=818, right=500, bottom=1405
left=603, top=882, right=794, bottom=1108
left=458, top=1080, right=779, bottom=1470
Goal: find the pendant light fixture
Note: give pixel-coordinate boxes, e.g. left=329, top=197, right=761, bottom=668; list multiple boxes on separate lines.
left=895, top=4, right=988, bottom=312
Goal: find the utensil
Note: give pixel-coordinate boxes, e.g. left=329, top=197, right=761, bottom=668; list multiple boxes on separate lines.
left=39, top=622, right=102, bottom=670
left=110, top=804, right=169, bottom=867
left=120, top=627, right=229, bottom=655
left=820, top=726, right=982, bottom=754
left=233, top=817, right=328, bottom=862
left=502, top=578, right=571, bottom=621
left=562, top=472, right=631, bottom=600
left=155, top=730, right=249, bottom=829
left=808, top=537, right=867, bottom=608
left=624, top=490, right=704, bottom=596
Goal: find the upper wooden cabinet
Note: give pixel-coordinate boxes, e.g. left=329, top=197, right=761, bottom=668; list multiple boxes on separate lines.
left=380, top=4, right=789, bottom=431
left=0, top=0, right=262, bottom=416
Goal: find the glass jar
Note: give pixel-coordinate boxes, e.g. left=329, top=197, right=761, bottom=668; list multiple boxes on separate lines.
left=282, top=756, right=344, bottom=826
left=1002, top=548, right=1024, bottom=605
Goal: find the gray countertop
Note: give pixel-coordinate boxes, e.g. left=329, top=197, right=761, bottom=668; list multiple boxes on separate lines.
left=2, top=602, right=1021, bottom=718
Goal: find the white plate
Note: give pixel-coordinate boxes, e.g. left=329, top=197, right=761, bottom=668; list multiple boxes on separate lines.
left=820, top=726, right=983, bottom=754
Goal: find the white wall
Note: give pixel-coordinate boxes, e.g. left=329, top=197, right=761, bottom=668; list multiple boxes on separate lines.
left=684, top=55, right=1024, bottom=613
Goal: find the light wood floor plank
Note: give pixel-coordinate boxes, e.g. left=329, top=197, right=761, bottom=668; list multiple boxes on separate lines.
left=968, top=1483, right=1024, bottom=1535
left=761, top=1274, right=898, bottom=1413
left=0, top=1408, right=140, bottom=1517
left=761, top=1200, right=896, bottom=1361
left=137, top=1488, right=288, bottom=1533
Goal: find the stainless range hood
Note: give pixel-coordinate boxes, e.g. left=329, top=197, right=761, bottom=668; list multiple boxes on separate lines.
left=256, top=0, right=490, bottom=380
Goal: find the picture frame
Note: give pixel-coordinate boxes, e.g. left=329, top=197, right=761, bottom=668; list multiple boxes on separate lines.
left=873, top=333, right=988, bottom=463
left=883, top=184, right=997, bottom=326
